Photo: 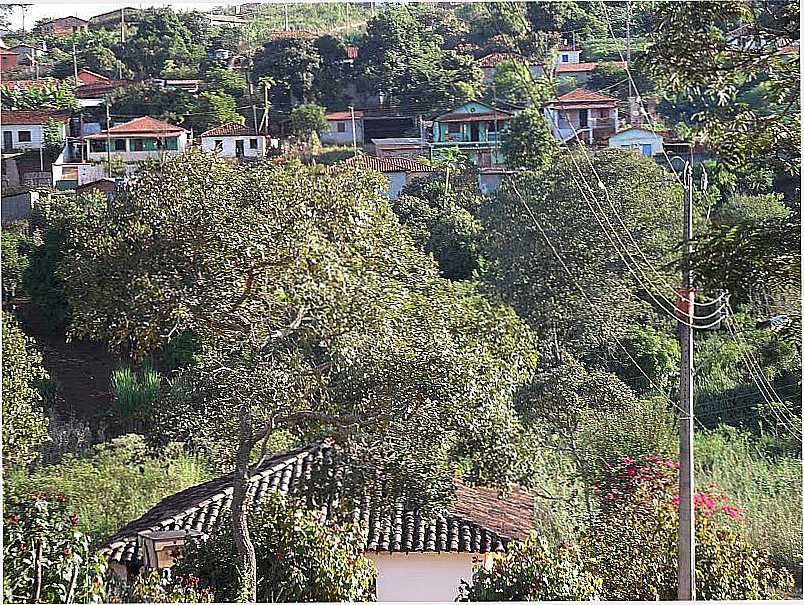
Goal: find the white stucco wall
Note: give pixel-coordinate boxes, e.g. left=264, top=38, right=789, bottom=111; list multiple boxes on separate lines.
left=368, top=552, right=478, bottom=602
left=321, top=119, right=364, bottom=146
left=555, top=49, right=582, bottom=64
left=1, top=123, right=66, bottom=150
left=200, top=135, right=266, bottom=158
left=608, top=129, right=664, bottom=156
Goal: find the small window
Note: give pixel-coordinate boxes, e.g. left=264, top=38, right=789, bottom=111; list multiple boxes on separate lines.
left=561, top=54, right=569, bottom=63
left=18, top=130, right=32, bottom=142
left=90, top=139, right=106, bottom=152
left=487, top=121, right=497, bottom=133
left=336, top=122, right=346, bottom=133
left=165, top=137, right=178, bottom=151
left=214, top=139, right=223, bottom=151
left=447, top=123, right=461, bottom=133
left=113, top=138, right=126, bottom=151
left=130, top=138, right=144, bottom=152
left=1, top=57, right=7, bottom=65
left=249, top=138, right=258, bottom=149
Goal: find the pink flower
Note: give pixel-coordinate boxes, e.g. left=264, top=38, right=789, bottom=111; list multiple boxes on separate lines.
left=721, top=505, right=743, bottom=521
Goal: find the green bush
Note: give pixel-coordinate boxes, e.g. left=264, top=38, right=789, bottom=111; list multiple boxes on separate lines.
left=174, top=491, right=376, bottom=603
left=113, top=570, right=214, bottom=603
left=4, top=434, right=210, bottom=543
left=110, top=363, right=161, bottom=423
left=2, top=315, right=50, bottom=470
left=3, top=492, right=108, bottom=603
left=2, top=228, right=33, bottom=300
left=457, top=534, right=601, bottom=601
left=581, top=456, right=794, bottom=600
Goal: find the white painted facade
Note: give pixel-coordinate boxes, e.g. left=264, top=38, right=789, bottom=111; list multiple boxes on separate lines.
left=1, top=122, right=67, bottom=151
left=200, top=134, right=267, bottom=158
left=368, top=552, right=478, bottom=602
left=555, top=49, right=582, bottom=65
left=85, top=132, right=188, bottom=163
left=608, top=128, right=664, bottom=157
left=321, top=118, right=364, bottom=146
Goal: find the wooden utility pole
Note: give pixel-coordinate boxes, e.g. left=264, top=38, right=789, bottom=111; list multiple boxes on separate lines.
left=120, top=7, right=126, bottom=43
left=105, top=100, right=112, bottom=177
left=72, top=42, right=78, bottom=82
left=677, top=148, right=696, bottom=601
left=349, top=105, right=357, bottom=153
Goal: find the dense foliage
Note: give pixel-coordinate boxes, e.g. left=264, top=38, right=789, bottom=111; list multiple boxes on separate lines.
left=174, top=491, right=376, bottom=602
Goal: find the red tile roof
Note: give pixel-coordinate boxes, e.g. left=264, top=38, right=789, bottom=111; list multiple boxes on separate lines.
left=1, top=78, right=60, bottom=90
left=550, top=88, right=618, bottom=108
left=342, top=154, right=438, bottom=173
left=200, top=122, right=258, bottom=137
left=556, top=61, right=627, bottom=73
left=74, top=80, right=131, bottom=98
left=477, top=52, right=523, bottom=68
left=325, top=110, right=364, bottom=120
left=345, top=46, right=359, bottom=59
left=269, top=29, right=319, bottom=40
left=1, top=110, right=71, bottom=125
left=76, top=69, right=109, bottom=84
left=85, top=116, right=184, bottom=139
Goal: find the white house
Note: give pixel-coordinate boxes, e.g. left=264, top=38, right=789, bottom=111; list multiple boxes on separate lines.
left=544, top=88, right=619, bottom=144
left=607, top=126, right=665, bottom=157
left=101, top=443, right=535, bottom=602
left=321, top=109, right=364, bottom=146
left=340, top=154, right=438, bottom=200
left=1, top=110, right=71, bottom=152
left=84, top=116, right=188, bottom=164
left=200, top=122, right=267, bottom=159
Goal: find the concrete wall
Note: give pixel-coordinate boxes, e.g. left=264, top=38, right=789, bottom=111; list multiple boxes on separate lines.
left=368, top=552, right=477, bottom=602
left=1, top=190, right=39, bottom=225
left=608, top=129, right=664, bottom=156
left=200, top=135, right=266, bottom=158
left=321, top=119, right=364, bottom=146
left=52, top=162, right=108, bottom=188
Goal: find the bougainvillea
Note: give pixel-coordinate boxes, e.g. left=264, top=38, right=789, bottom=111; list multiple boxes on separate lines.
left=582, top=456, right=793, bottom=600
left=3, top=492, right=108, bottom=603
left=456, top=533, right=601, bottom=601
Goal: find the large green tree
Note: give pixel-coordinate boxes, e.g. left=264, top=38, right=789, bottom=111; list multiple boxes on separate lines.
left=60, top=152, right=539, bottom=601
left=252, top=36, right=323, bottom=107
left=501, top=108, right=559, bottom=172
left=646, top=0, right=799, bottom=171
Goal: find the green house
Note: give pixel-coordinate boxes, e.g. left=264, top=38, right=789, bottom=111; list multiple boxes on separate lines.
left=431, top=101, right=514, bottom=168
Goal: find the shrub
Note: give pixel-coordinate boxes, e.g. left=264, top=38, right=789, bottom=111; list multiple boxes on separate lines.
left=4, top=434, right=210, bottom=543
left=174, top=491, right=376, bottom=603
left=457, top=534, right=601, bottom=601
left=1, top=228, right=33, bottom=300
left=289, top=103, right=327, bottom=142
left=3, top=492, right=108, bottom=603
left=581, top=456, right=794, bottom=600
left=114, top=570, right=214, bottom=603
left=110, top=363, right=161, bottom=425
left=2, top=315, right=49, bottom=470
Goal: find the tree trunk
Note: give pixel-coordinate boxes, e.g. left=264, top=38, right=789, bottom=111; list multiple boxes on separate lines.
left=231, top=403, right=258, bottom=603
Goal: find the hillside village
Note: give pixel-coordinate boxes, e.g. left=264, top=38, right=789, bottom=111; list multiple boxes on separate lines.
left=1, top=1, right=801, bottom=604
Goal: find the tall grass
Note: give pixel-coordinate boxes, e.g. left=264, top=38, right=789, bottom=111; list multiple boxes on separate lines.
left=695, top=426, right=802, bottom=572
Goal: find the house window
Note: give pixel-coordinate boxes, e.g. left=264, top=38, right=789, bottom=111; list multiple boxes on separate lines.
left=336, top=122, right=346, bottom=133
left=113, top=138, right=126, bottom=151
left=1, top=57, right=7, bottom=65
left=130, top=139, right=145, bottom=152
left=90, top=139, right=106, bottom=152
left=561, top=54, right=569, bottom=62
left=249, top=138, right=258, bottom=149
left=18, top=130, right=32, bottom=142
left=640, top=144, right=652, bottom=156
left=447, top=123, right=461, bottom=133
left=165, top=137, right=178, bottom=151
left=214, top=139, right=223, bottom=151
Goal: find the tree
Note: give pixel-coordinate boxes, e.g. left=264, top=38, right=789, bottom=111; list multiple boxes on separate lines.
left=526, top=1, right=605, bottom=38
left=174, top=491, right=375, bottom=602
left=2, top=316, right=49, bottom=470
left=202, top=65, right=247, bottom=99
left=0, top=79, right=78, bottom=111
left=3, top=493, right=109, bottom=603
left=581, top=456, right=794, bottom=599
left=199, top=91, right=244, bottom=130
left=481, top=149, right=684, bottom=353
left=252, top=37, right=323, bottom=107
left=59, top=152, right=538, bottom=601
left=121, top=8, right=205, bottom=79
left=645, top=1, right=799, bottom=171
left=714, top=193, right=792, bottom=225
left=2, top=229, right=33, bottom=301
left=289, top=103, right=327, bottom=142
left=501, top=108, right=559, bottom=172
left=359, top=5, right=482, bottom=111
left=43, top=118, right=65, bottom=154
left=109, top=84, right=201, bottom=131
left=457, top=534, right=601, bottom=601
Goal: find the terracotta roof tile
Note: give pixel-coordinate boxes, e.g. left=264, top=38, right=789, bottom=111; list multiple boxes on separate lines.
left=342, top=155, right=438, bottom=173
left=101, top=443, right=534, bottom=565
left=1, top=110, right=71, bottom=125
left=85, top=116, right=184, bottom=139
left=550, top=88, right=618, bottom=107
left=1, top=78, right=60, bottom=90
left=325, top=110, right=364, bottom=120
left=477, top=52, right=523, bottom=68
left=200, top=122, right=258, bottom=137
left=556, top=61, right=627, bottom=73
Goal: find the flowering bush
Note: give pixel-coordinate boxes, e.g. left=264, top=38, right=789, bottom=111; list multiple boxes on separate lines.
left=582, top=456, right=793, bottom=600
left=3, top=492, right=108, bottom=603
left=456, top=534, right=601, bottom=601
left=173, top=491, right=376, bottom=602
left=122, top=569, right=214, bottom=603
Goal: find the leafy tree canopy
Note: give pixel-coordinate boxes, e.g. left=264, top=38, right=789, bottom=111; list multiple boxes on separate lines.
left=501, top=108, right=559, bottom=172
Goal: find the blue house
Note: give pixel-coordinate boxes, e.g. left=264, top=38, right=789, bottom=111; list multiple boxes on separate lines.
left=431, top=101, right=514, bottom=168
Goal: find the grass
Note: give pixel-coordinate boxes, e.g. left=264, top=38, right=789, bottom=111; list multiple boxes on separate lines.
left=5, top=434, right=211, bottom=545
left=695, top=425, right=802, bottom=573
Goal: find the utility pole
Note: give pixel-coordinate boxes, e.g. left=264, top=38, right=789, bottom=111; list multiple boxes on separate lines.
left=105, top=100, right=112, bottom=178
left=284, top=3, right=289, bottom=32
left=121, top=7, right=126, bottom=43
left=625, top=0, right=633, bottom=98
left=677, top=146, right=696, bottom=601
left=349, top=105, right=357, bottom=153
left=72, top=42, right=78, bottom=82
